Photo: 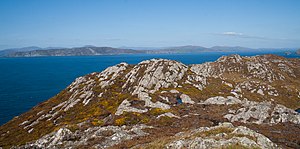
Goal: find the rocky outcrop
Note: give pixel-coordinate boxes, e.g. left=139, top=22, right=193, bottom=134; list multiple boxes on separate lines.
left=97, top=62, right=129, bottom=88
left=224, top=100, right=300, bottom=125
left=165, top=122, right=279, bottom=149
left=201, top=96, right=242, bottom=105
left=200, top=95, right=300, bottom=125
left=122, top=59, right=187, bottom=94
left=217, top=54, right=297, bottom=82
left=1, top=54, right=300, bottom=149
left=18, top=124, right=152, bottom=149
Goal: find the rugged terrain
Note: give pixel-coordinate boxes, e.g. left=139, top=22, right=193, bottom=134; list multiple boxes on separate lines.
left=1, top=54, right=300, bottom=148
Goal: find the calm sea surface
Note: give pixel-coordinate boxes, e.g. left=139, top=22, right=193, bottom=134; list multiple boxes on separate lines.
left=0, top=52, right=299, bottom=125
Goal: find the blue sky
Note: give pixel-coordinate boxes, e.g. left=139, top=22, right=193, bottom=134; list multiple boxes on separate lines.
left=0, top=0, right=300, bottom=49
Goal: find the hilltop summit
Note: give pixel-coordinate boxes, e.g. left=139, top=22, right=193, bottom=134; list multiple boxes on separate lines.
left=1, top=54, right=300, bottom=148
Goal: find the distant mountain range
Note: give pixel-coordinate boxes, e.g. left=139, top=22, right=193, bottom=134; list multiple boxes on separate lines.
left=5, top=46, right=144, bottom=57
left=0, top=45, right=297, bottom=57
left=0, top=46, right=41, bottom=57
left=145, top=45, right=210, bottom=54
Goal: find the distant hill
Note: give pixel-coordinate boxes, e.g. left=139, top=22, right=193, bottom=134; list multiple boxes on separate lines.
left=3, top=45, right=298, bottom=57
left=147, top=45, right=211, bottom=54
left=0, top=46, right=41, bottom=56
left=149, top=46, right=281, bottom=53
left=148, top=46, right=271, bottom=53
left=7, top=47, right=145, bottom=57
left=210, top=46, right=254, bottom=51
left=118, top=46, right=165, bottom=50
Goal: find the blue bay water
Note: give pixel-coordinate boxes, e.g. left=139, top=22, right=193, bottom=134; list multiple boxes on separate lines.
left=0, top=52, right=299, bottom=125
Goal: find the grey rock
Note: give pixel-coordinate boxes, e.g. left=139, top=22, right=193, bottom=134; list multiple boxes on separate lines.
left=201, top=96, right=241, bottom=105
left=115, top=99, right=148, bottom=115
left=138, top=92, right=170, bottom=110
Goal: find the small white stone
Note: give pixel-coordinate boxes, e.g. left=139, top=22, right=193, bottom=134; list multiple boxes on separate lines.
left=180, top=94, right=195, bottom=104
left=28, top=128, right=34, bottom=133
left=170, top=89, right=180, bottom=94
left=257, top=89, right=264, bottom=95
left=157, top=112, right=180, bottom=119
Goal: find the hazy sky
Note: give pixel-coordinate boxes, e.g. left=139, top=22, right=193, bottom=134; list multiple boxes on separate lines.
left=1, top=0, right=300, bottom=49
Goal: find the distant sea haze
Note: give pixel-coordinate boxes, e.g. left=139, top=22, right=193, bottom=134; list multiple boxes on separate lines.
left=0, top=51, right=299, bottom=125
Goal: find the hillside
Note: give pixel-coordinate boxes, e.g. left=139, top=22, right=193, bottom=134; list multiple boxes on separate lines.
left=7, top=47, right=144, bottom=57
left=0, top=54, right=300, bottom=148
left=0, top=46, right=41, bottom=57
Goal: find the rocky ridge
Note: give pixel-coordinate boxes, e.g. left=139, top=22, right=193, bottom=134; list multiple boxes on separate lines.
left=0, top=54, right=300, bottom=148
